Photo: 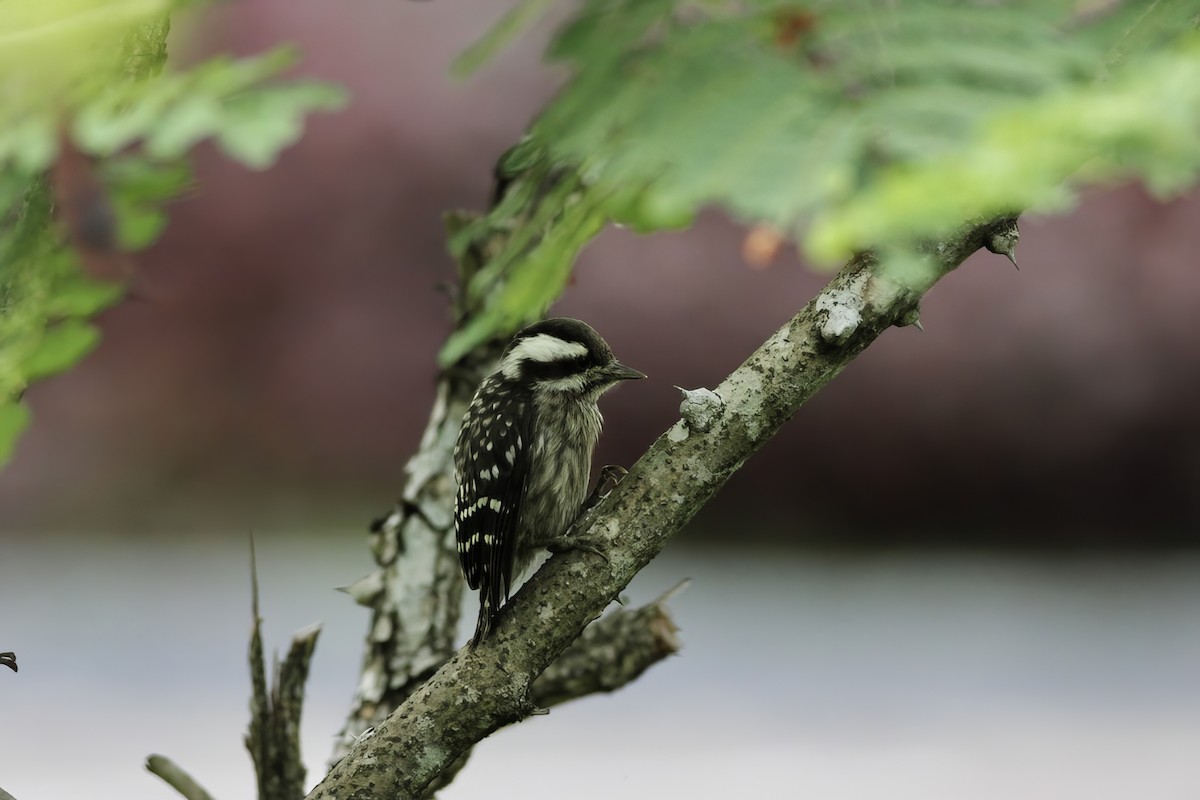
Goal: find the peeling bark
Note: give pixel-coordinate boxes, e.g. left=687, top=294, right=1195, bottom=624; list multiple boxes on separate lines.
left=331, top=363, right=492, bottom=763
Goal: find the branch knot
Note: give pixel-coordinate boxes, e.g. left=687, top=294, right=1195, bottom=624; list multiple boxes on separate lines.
left=675, top=386, right=723, bottom=433
left=814, top=271, right=869, bottom=345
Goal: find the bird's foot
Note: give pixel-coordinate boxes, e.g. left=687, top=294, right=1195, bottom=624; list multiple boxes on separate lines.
left=533, top=465, right=629, bottom=563
left=532, top=528, right=611, bottom=564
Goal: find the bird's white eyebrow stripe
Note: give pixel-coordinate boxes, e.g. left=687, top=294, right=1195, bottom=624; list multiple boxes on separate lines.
left=508, top=333, right=589, bottom=363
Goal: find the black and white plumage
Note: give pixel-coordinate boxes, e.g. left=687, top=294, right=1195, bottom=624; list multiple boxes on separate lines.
left=453, top=317, right=646, bottom=644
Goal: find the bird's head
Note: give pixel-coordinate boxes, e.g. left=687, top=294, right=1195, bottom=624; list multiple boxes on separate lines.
left=499, top=317, right=646, bottom=395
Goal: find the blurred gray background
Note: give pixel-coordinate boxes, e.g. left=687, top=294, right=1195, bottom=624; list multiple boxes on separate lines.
left=2, top=2, right=1199, bottom=799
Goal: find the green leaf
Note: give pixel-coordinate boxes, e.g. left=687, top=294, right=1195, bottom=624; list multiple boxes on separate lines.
left=0, top=0, right=170, bottom=106
left=437, top=0, right=1200, bottom=380
left=535, top=1, right=1100, bottom=232
left=0, top=116, right=58, bottom=174
left=452, top=0, right=1200, bottom=268
left=0, top=402, right=32, bottom=466
left=452, top=0, right=558, bottom=77
left=19, top=319, right=101, bottom=382
left=440, top=196, right=607, bottom=366
left=214, top=83, right=348, bottom=169
left=0, top=8, right=346, bottom=467
left=603, top=181, right=698, bottom=233
left=41, top=275, right=124, bottom=318
left=0, top=178, right=120, bottom=468
left=104, top=157, right=193, bottom=248
left=118, top=13, right=171, bottom=79
left=73, top=49, right=348, bottom=168
left=807, top=39, right=1200, bottom=263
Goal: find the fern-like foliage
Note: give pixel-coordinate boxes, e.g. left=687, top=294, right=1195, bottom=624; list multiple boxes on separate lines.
left=0, top=2, right=345, bottom=464
left=440, top=137, right=608, bottom=365
left=445, top=0, right=1200, bottom=358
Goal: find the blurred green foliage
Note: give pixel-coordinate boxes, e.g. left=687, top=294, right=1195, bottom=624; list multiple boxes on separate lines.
left=0, top=2, right=345, bottom=465
left=7, top=1, right=1200, bottom=461
left=443, top=0, right=1200, bottom=361
left=441, top=137, right=609, bottom=366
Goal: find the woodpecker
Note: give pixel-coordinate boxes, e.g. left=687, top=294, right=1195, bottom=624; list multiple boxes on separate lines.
left=453, top=317, right=645, bottom=643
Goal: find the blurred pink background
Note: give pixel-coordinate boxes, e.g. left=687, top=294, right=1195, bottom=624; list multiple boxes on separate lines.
left=5, top=6, right=1200, bottom=800
left=3, top=0, right=1199, bottom=539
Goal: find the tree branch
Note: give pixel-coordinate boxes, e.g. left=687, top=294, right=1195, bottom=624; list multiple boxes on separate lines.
left=246, top=539, right=322, bottom=800
left=418, top=584, right=685, bottom=795
left=530, top=580, right=686, bottom=709
left=307, top=215, right=1020, bottom=799
left=245, top=624, right=321, bottom=800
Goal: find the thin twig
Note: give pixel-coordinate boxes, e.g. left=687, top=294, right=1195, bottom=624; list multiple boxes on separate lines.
left=145, top=755, right=217, bottom=800
left=246, top=537, right=321, bottom=800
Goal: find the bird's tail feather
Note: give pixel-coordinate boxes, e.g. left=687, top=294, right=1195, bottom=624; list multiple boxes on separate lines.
left=471, top=592, right=495, bottom=647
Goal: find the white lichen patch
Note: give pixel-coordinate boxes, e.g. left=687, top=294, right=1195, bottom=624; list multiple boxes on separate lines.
left=417, top=743, right=447, bottom=774
left=342, top=570, right=385, bottom=606
left=670, top=493, right=685, bottom=504
left=371, top=613, right=393, bottom=642
left=508, top=671, right=529, bottom=701
left=815, top=271, right=869, bottom=346
left=602, top=517, right=621, bottom=539
left=667, top=420, right=689, bottom=442
left=717, top=368, right=766, bottom=440
left=676, top=386, right=724, bottom=433
left=686, top=455, right=713, bottom=485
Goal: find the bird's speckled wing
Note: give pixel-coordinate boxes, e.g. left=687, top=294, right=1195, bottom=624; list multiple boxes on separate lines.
left=453, top=376, right=532, bottom=640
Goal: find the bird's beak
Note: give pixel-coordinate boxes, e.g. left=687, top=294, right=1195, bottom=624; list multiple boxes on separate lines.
left=607, top=361, right=647, bottom=381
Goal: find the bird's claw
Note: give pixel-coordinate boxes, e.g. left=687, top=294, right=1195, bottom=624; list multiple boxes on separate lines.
left=540, top=464, right=628, bottom=564
left=582, top=464, right=628, bottom=511
left=544, top=532, right=610, bottom=564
